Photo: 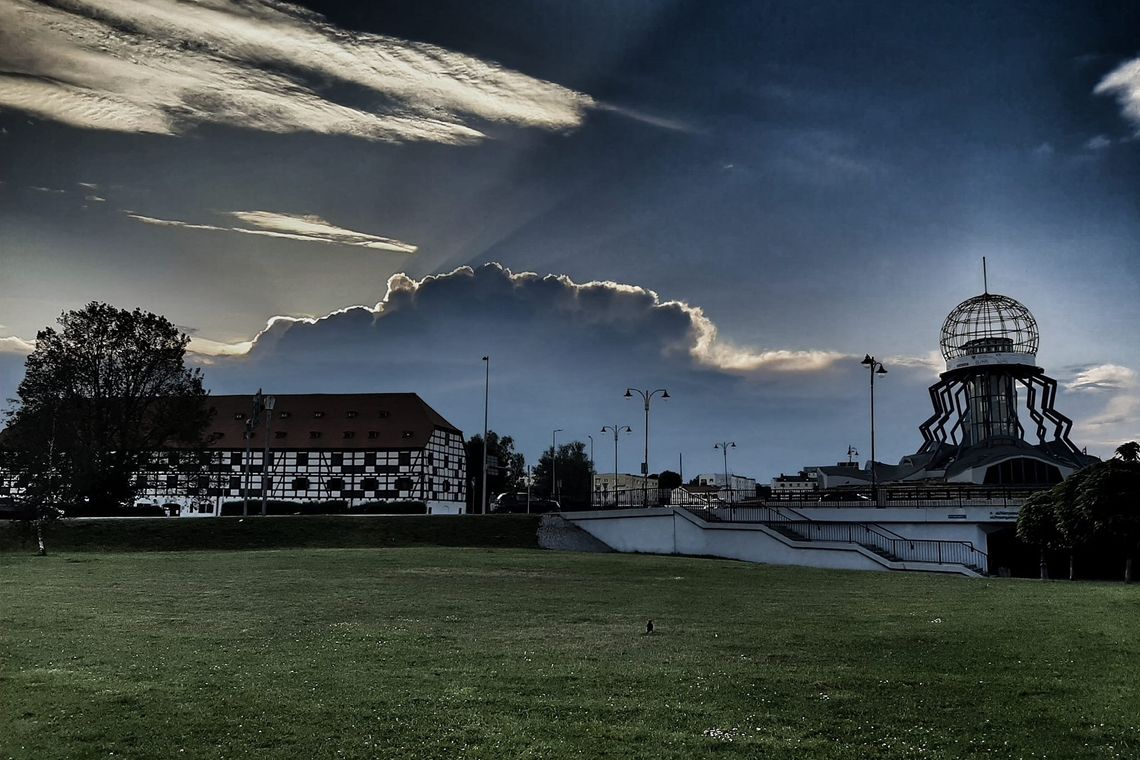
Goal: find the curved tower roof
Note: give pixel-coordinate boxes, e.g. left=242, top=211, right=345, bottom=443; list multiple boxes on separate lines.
left=939, top=293, right=1039, bottom=370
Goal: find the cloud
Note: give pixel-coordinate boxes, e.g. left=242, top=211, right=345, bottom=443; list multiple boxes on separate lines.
left=125, top=210, right=417, bottom=253
left=0, top=335, right=35, bottom=354
left=1094, top=57, right=1140, bottom=133
left=1085, top=134, right=1112, bottom=151
left=215, top=264, right=847, bottom=375
left=0, top=0, right=592, bottom=144
left=1065, top=364, right=1137, bottom=392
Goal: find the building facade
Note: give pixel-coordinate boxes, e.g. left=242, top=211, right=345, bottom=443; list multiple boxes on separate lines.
left=136, top=393, right=467, bottom=515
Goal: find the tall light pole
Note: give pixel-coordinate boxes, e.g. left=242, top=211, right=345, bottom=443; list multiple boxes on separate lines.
left=861, top=354, right=887, bottom=505
left=586, top=434, right=594, bottom=507
left=714, top=441, right=736, bottom=505
left=260, top=395, right=276, bottom=516
left=481, top=356, right=489, bottom=515
left=551, top=428, right=563, bottom=502
left=601, top=424, right=631, bottom=507
left=242, top=388, right=263, bottom=518
left=625, top=387, right=669, bottom=506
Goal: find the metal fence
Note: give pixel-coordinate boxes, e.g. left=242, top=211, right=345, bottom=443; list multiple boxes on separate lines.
left=685, top=502, right=989, bottom=573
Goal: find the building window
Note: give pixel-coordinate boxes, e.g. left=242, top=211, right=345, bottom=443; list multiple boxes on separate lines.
left=378, top=410, right=390, bottom=419
left=135, top=475, right=148, bottom=488
left=326, top=478, right=344, bottom=492
left=362, top=478, right=379, bottom=491
left=395, top=477, right=414, bottom=491
left=343, top=431, right=355, bottom=439
left=275, top=431, right=287, bottom=439
left=367, top=431, right=379, bottom=440
left=309, top=431, right=322, bottom=439
left=364, top=452, right=376, bottom=466
left=297, top=452, right=309, bottom=466
left=230, top=452, right=242, bottom=466
left=347, top=410, right=358, bottom=418
left=197, top=476, right=209, bottom=489
left=331, top=453, right=344, bottom=467
left=168, top=452, right=180, bottom=467
left=229, top=476, right=241, bottom=490
left=292, top=477, right=310, bottom=491
left=198, top=451, right=212, bottom=465
left=166, top=474, right=178, bottom=487
left=398, top=452, right=411, bottom=467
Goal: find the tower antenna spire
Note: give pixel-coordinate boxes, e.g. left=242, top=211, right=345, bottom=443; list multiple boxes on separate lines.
left=982, top=256, right=988, bottom=294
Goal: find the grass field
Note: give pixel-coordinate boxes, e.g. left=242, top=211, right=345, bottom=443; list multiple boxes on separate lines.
left=3, top=548, right=1139, bottom=759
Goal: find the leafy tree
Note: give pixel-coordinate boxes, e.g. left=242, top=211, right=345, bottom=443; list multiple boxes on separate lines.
left=1017, top=454, right=1140, bottom=582
left=465, top=430, right=525, bottom=513
left=2, top=303, right=211, bottom=542
left=1115, top=441, right=1139, bottom=463
left=532, top=441, right=594, bottom=509
left=1016, top=488, right=1063, bottom=580
left=657, top=470, right=682, bottom=490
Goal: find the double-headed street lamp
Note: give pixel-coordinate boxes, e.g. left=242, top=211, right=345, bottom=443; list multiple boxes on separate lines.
left=714, top=441, right=736, bottom=505
left=601, top=423, right=632, bottom=506
left=551, top=428, right=563, bottom=501
left=625, top=387, right=669, bottom=506
left=861, top=354, right=888, bottom=505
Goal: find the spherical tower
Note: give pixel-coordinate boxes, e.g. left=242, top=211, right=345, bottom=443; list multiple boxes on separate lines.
left=916, top=283, right=1092, bottom=484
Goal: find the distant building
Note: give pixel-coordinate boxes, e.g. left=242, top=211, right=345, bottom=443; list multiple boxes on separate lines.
left=770, top=471, right=819, bottom=494
left=695, top=473, right=757, bottom=493
left=670, top=484, right=725, bottom=507
left=136, top=393, right=467, bottom=514
left=593, top=473, right=658, bottom=506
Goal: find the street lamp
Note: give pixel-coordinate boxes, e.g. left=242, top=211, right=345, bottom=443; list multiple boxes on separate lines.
left=551, top=428, right=563, bottom=502
left=860, top=354, right=888, bottom=505
left=242, top=388, right=264, bottom=517
left=586, top=434, right=594, bottom=507
left=260, top=395, right=276, bottom=516
left=714, top=441, right=736, bottom=505
left=601, top=424, right=632, bottom=507
left=625, top=387, right=669, bottom=506
left=481, top=356, right=489, bottom=515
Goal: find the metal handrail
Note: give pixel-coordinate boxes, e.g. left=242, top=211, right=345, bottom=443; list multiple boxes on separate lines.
left=683, top=503, right=989, bottom=572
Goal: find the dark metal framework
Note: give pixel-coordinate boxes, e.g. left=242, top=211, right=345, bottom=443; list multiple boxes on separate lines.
left=940, top=293, right=1039, bottom=360
left=918, top=366, right=1081, bottom=456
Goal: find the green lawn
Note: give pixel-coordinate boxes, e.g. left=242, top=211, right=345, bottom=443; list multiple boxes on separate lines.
left=3, top=548, right=1138, bottom=759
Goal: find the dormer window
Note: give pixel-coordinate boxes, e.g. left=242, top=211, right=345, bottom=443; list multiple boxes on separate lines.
left=313, top=411, right=325, bottom=418
left=401, top=430, right=414, bottom=440
left=346, top=410, right=358, bottom=419
left=378, top=411, right=390, bottom=419
left=234, top=412, right=246, bottom=420
left=279, top=411, right=291, bottom=419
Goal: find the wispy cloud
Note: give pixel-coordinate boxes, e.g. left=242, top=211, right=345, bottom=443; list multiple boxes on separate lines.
left=1094, top=57, right=1140, bottom=133
left=0, top=0, right=592, bottom=144
left=124, top=210, right=417, bottom=253
left=1065, top=363, right=1136, bottom=392
left=0, top=335, right=35, bottom=354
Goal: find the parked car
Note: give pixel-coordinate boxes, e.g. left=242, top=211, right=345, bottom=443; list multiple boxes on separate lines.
left=490, top=492, right=560, bottom=514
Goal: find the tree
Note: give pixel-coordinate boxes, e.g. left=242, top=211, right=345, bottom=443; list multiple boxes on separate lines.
left=657, top=470, right=682, bottom=490
left=1115, top=441, right=1140, bottom=463
left=2, top=303, right=212, bottom=536
left=1017, top=454, right=1140, bottom=582
left=532, top=441, right=594, bottom=509
left=465, top=431, right=525, bottom=512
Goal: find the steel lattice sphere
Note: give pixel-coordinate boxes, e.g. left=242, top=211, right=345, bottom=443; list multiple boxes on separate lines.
left=940, top=293, right=1039, bottom=361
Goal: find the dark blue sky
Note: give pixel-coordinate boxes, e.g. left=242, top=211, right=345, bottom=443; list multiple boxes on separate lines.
left=1, top=0, right=1137, bottom=477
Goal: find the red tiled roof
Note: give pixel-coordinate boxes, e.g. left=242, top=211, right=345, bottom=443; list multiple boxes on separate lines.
left=201, top=393, right=461, bottom=450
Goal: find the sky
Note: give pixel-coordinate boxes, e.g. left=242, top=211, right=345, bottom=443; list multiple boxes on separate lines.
left=1, top=0, right=1138, bottom=481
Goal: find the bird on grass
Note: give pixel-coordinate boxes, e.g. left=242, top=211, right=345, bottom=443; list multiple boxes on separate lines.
left=645, top=619, right=654, bottom=635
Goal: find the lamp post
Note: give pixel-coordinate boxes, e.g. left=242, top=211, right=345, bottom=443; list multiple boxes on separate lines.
left=625, top=387, right=669, bottom=506
left=601, top=424, right=631, bottom=507
left=714, top=441, right=736, bottom=505
left=860, top=354, right=887, bottom=505
left=242, top=388, right=263, bottom=517
left=481, top=356, right=489, bottom=515
left=260, top=395, right=276, bottom=516
left=587, top=434, right=594, bottom=507
left=551, top=428, right=563, bottom=502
